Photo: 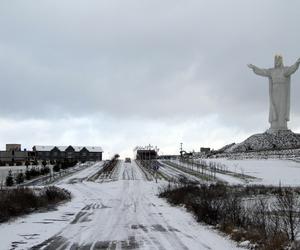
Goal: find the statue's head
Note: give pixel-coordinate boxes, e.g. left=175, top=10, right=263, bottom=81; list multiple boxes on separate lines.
left=274, top=54, right=284, bottom=68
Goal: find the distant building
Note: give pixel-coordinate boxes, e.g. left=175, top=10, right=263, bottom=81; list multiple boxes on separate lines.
left=135, top=149, right=158, bottom=160
left=134, top=145, right=159, bottom=160
left=6, top=144, right=21, bottom=152
left=0, top=144, right=103, bottom=166
left=200, top=147, right=211, bottom=154
left=33, top=145, right=103, bottom=162
left=0, top=144, right=33, bottom=165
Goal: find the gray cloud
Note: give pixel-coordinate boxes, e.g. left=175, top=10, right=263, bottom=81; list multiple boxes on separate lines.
left=1, top=0, right=300, bottom=154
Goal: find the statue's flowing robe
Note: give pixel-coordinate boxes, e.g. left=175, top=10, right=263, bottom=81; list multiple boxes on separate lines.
left=268, top=74, right=290, bottom=126
left=252, top=62, right=299, bottom=130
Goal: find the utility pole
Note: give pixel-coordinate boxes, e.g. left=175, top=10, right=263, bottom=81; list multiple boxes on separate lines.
left=180, top=142, right=183, bottom=162
left=148, top=144, right=151, bottom=170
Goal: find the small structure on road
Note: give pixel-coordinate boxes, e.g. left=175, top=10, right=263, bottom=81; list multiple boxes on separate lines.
left=135, top=149, right=157, bottom=160
left=134, top=145, right=158, bottom=160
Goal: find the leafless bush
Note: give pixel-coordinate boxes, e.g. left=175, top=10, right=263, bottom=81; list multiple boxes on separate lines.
left=0, top=186, right=71, bottom=223
left=160, top=184, right=300, bottom=249
left=274, top=188, right=300, bottom=241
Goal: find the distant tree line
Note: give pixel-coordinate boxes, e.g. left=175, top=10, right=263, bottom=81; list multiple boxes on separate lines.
left=5, top=159, right=78, bottom=187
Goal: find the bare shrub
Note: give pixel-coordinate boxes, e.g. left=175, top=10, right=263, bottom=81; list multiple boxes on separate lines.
left=274, top=188, right=300, bottom=241
left=0, top=186, right=71, bottom=223
left=159, top=184, right=300, bottom=249
left=251, top=198, right=269, bottom=239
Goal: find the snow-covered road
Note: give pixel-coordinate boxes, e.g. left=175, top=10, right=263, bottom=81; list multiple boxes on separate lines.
left=1, top=161, right=241, bottom=250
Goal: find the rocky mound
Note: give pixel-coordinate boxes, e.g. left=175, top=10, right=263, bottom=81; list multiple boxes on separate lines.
left=225, top=130, right=300, bottom=153
left=217, top=143, right=236, bottom=153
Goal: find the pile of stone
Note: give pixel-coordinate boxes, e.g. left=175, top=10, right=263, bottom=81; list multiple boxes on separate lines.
left=224, top=130, right=300, bottom=153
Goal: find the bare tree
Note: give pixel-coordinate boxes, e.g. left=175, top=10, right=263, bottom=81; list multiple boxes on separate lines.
left=253, top=197, right=269, bottom=239
left=275, top=188, right=300, bottom=241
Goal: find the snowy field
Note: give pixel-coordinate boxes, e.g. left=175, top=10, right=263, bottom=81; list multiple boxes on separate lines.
left=168, top=159, right=247, bottom=185
left=0, top=165, right=45, bottom=185
left=0, top=161, right=241, bottom=250
left=0, top=162, right=96, bottom=187
left=0, top=165, right=32, bottom=177
left=201, top=158, right=300, bottom=186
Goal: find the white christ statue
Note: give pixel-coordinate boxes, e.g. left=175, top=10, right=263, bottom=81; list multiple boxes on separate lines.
left=248, top=55, right=300, bottom=132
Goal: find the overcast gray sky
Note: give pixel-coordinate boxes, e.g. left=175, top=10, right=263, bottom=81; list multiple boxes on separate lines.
left=1, top=0, right=300, bottom=158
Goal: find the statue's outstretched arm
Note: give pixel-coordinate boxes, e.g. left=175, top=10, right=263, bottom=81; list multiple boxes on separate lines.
left=284, top=58, right=300, bottom=77
left=247, top=64, right=270, bottom=77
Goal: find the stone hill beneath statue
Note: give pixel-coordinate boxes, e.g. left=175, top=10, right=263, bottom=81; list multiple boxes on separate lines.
left=223, top=130, right=300, bottom=153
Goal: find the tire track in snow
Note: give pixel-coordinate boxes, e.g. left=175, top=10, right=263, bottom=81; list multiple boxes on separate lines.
left=25, top=161, right=241, bottom=250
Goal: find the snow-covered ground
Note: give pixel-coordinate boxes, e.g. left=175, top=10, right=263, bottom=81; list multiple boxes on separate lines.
left=201, top=158, right=300, bottom=186
left=0, top=161, right=241, bottom=250
left=168, top=159, right=246, bottom=185
left=0, top=162, right=97, bottom=187
left=158, top=160, right=205, bottom=184
left=0, top=165, right=46, bottom=186
left=0, top=165, right=36, bottom=178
